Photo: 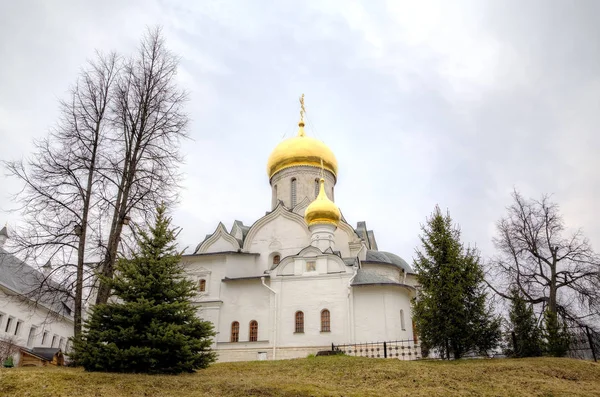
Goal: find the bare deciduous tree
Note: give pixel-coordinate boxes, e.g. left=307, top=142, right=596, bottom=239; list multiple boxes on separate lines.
left=487, top=190, right=600, bottom=325
left=94, top=27, right=188, bottom=304
left=4, top=51, right=119, bottom=336
left=0, top=336, right=20, bottom=364
left=4, top=26, right=188, bottom=333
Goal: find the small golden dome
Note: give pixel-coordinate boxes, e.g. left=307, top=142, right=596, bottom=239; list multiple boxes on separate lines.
left=304, top=178, right=341, bottom=227
left=267, top=121, right=338, bottom=180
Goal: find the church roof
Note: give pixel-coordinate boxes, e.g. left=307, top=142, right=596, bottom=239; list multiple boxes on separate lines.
left=351, top=269, right=414, bottom=289
left=29, top=347, right=62, bottom=361
left=0, top=226, right=8, bottom=237
left=364, top=250, right=413, bottom=273
left=0, top=247, right=74, bottom=318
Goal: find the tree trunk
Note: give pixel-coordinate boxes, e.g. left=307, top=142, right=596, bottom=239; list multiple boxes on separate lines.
left=74, top=122, right=101, bottom=337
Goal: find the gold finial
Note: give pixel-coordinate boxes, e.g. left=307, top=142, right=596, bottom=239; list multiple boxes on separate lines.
left=298, top=93, right=306, bottom=136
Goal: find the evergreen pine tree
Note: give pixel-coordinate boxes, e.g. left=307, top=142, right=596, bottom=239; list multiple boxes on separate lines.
left=72, top=205, right=216, bottom=373
left=507, top=288, right=543, bottom=357
left=543, top=309, right=570, bottom=357
left=411, top=206, right=501, bottom=359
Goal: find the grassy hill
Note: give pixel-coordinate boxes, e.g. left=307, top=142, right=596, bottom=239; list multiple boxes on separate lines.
left=0, top=356, right=599, bottom=397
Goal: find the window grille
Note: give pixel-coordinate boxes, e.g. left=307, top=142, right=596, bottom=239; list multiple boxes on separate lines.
left=321, top=309, right=331, bottom=332
left=231, top=321, right=239, bottom=342
left=295, top=311, right=304, bottom=333
left=249, top=320, right=258, bottom=342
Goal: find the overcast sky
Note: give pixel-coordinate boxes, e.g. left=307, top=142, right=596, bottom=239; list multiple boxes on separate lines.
left=1, top=0, right=599, bottom=263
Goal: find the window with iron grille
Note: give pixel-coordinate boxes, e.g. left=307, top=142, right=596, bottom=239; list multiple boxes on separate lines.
left=231, top=321, right=239, bottom=342
left=199, top=279, right=206, bottom=292
left=291, top=178, right=297, bottom=207
left=295, top=311, right=304, bottom=333
left=249, top=320, right=258, bottom=342
left=321, top=309, right=331, bottom=332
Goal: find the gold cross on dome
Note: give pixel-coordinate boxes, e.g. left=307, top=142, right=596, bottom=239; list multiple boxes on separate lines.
left=299, top=93, right=306, bottom=121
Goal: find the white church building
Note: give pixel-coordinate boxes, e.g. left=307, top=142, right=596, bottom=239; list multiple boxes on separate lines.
left=182, top=100, right=418, bottom=362
left=0, top=226, right=74, bottom=365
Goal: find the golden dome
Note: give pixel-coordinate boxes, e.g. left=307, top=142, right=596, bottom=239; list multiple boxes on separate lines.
left=267, top=120, right=338, bottom=180
left=304, top=178, right=341, bottom=227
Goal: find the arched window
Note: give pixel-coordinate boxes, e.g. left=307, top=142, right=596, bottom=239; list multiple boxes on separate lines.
left=314, top=179, right=319, bottom=198
left=272, top=255, right=280, bottom=265
left=295, top=311, right=304, bottom=333
left=231, top=321, right=239, bottom=342
left=249, top=320, right=258, bottom=342
left=321, top=309, right=331, bottom=332
left=272, top=185, right=278, bottom=208
left=400, top=309, right=405, bottom=331
left=199, top=279, right=206, bottom=292
left=291, top=178, right=297, bottom=207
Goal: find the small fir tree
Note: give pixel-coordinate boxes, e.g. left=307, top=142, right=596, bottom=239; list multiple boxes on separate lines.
left=411, top=206, right=501, bottom=359
left=506, top=288, right=543, bottom=357
left=72, top=206, right=216, bottom=373
left=543, top=310, right=570, bottom=357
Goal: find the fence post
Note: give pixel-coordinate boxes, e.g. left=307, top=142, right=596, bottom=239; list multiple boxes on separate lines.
left=384, top=342, right=387, bottom=358
left=585, top=326, right=597, bottom=362
left=511, top=331, right=517, bottom=356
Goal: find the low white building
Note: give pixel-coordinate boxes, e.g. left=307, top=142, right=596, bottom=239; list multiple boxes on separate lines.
left=0, top=226, right=74, bottom=365
left=183, top=105, right=418, bottom=362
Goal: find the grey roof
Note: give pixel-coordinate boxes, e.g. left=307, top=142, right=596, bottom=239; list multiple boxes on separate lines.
left=365, top=250, right=413, bottom=273
left=343, top=257, right=358, bottom=267
left=27, top=347, right=62, bottom=361
left=0, top=226, right=8, bottom=237
left=0, top=248, right=74, bottom=317
left=221, top=275, right=264, bottom=282
left=352, top=269, right=399, bottom=286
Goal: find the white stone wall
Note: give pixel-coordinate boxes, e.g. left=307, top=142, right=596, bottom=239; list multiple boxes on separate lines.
left=0, top=287, right=73, bottom=362
left=216, top=345, right=330, bottom=362
left=270, top=167, right=336, bottom=209
left=352, top=285, right=414, bottom=343
left=274, top=273, right=353, bottom=348
left=217, top=280, right=271, bottom=343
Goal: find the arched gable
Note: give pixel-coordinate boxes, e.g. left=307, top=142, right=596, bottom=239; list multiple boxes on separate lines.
left=292, top=196, right=312, bottom=216
left=196, top=222, right=241, bottom=254
left=275, top=246, right=349, bottom=276
left=242, top=203, right=310, bottom=254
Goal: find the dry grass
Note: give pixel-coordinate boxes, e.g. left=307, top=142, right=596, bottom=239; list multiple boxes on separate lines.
left=0, top=356, right=599, bottom=397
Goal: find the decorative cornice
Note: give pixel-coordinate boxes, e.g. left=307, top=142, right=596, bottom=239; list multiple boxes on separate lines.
left=270, top=166, right=336, bottom=185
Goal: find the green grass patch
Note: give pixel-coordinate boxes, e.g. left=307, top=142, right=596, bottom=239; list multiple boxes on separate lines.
left=0, top=356, right=598, bottom=396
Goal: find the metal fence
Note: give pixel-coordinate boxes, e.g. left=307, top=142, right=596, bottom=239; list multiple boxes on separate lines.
left=565, top=325, right=598, bottom=362
left=332, top=325, right=598, bottom=362
left=332, top=340, right=421, bottom=360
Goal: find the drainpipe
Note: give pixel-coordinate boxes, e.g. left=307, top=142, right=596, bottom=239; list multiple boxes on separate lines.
left=261, top=277, right=277, bottom=360
left=347, top=258, right=359, bottom=344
